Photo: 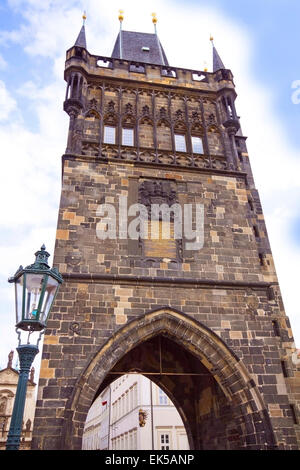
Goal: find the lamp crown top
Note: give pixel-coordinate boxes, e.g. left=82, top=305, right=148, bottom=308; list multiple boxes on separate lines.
left=34, top=244, right=50, bottom=268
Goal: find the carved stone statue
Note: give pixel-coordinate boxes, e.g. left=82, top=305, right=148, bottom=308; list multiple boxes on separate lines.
left=7, top=350, right=14, bottom=369
left=0, top=397, right=7, bottom=414
left=138, top=409, right=148, bottom=427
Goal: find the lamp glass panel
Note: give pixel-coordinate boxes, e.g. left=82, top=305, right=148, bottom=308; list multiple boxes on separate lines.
left=15, top=275, right=24, bottom=325
left=39, top=276, right=59, bottom=324
left=24, top=273, right=45, bottom=321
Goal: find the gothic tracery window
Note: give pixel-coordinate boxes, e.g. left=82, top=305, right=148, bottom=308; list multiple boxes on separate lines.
left=122, top=128, right=134, bottom=146
left=191, top=136, right=204, bottom=154
left=174, top=134, right=187, bottom=152
left=103, top=126, right=116, bottom=144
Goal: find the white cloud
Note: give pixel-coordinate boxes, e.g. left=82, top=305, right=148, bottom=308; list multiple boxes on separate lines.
left=0, top=54, right=7, bottom=70
left=0, top=0, right=300, bottom=374
left=0, top=80, right=17, bottom=120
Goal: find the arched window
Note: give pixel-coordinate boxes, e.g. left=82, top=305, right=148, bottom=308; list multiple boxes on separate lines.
left=122, top=113, right=135, bottom=147
left=190, top=121, right=205, bottom=154
left=122, top=128, right=134, bottom=146
left=103, top=105, right=118, bottom=145
left=174, top=134, right=186, bottom=152
left=191, top=136, right=204, bottom=154
left=103, top=125, right=116, bottom=144
left=174, top=120, right=187, bottom=153
left=70, top=74, right=83, bottom=100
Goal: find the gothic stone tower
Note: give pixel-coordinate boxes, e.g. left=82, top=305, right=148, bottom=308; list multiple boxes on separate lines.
left=32, top=22, right=300, bottom=450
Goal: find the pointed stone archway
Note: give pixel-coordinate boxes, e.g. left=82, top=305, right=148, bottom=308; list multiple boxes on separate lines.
left=61, top=307, right=277, bottom=450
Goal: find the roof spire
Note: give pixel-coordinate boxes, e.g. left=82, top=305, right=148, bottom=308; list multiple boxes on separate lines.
left=210, top=36, right=225, bottom=72
left=74, top=12, right=87, bottom=49
left=152, top=12, right=158, bottom=35
left=151, top=12, right=165, bottom=66
left=118, top=9, right=124, bottom=59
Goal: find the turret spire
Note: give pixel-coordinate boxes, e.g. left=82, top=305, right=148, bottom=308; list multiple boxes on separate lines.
left=210, top=36, right=225, bottom=72
left=74, top=13, right=87, bottom=49
left=151, top=12, right=165, bottom=66
left=118, top=10, right=124, bottom=59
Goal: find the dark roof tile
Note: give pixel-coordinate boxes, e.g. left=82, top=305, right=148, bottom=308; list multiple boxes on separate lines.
left=111, top=31, right=168, bottom=65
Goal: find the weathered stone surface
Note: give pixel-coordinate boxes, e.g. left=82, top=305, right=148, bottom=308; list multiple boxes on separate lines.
left=31, top=35, right=300, bottom=451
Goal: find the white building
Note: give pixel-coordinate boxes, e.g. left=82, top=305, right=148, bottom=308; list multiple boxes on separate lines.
left=82, top=374, right=189, bottom=450
left=82, top=386, right=110, bottom=450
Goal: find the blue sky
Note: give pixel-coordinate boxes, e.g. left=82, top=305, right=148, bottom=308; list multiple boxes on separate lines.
left=206, top=0, right=300, bottom=150
left=0, top=0, right=299, bottom=374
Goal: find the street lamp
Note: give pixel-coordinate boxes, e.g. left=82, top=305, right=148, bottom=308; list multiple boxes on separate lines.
left=6, top=245, right=63, bottom=450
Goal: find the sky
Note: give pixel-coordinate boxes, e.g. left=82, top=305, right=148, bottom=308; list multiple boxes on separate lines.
left=0, top=0, right=299, bottom=375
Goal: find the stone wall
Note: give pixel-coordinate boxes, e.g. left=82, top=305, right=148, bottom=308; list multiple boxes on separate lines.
left=31, top=46, right=300, bottom=450
left=31, top=156, right=299, bottom=450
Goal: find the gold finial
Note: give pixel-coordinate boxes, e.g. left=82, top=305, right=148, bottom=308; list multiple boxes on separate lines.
left=152, top=12, right=157, bottom=24
left=203, top=60, right=208, bottom=72
left=210, top=35, right=214, bottom=45
left=118, top=9, right=124, bottom=22
left=82, top=10, right=87, bottom=24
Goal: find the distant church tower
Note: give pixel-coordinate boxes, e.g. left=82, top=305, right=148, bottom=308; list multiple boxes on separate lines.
left=32, top=13, right=300, bottom=450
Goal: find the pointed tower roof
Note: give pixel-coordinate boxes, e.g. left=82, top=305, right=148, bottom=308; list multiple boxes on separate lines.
left=210, top=37, right=225, bottom=72
left=74, top=24, right=87, bottom=49
left=111, top=31, right=169, bottom=65
left=111, top=13, right=168, bottom=66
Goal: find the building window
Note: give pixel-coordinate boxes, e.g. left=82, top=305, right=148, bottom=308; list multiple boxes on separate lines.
left=192, top=136, right=204, bottom=154
left=121, top=394, right=125, bottom=417
left=159, top=388, right=168, bottom=405
left=122, top=128, right=134, bottom=146
left=112, top=402, right=116, bottom=422
left=103, top=125, right=116, bottom=144
left=133, top=383, right=138, bottom=408
left=132, top=429, right=137, bottom=450
left=129, top=383, right=137, bottom=411
left=174, top=134, right=186, bottom=152
left=160, top=433, right=170, bottom=450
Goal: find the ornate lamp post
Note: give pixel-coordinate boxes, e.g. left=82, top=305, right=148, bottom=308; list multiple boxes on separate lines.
left=6, top=245, right=63, bottom=450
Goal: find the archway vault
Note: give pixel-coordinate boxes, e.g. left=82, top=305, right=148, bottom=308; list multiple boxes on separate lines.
left=63, top=307, right=277, bottom=450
